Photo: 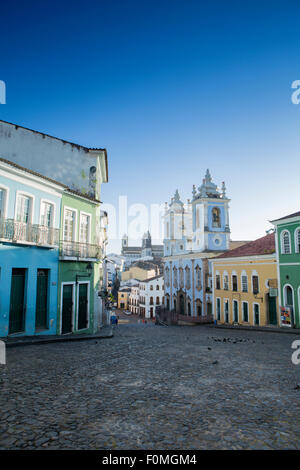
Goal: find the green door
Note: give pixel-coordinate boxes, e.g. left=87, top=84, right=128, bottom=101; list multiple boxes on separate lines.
left=268, top=295, right=277, bottom=325
left=9, top=268, right=26, bottom=334
left=61, top=284, right=73, bottom=334
left=233, top=301, right=238, bottom=322
left=254, top=304, right=260, bottom=325
left=35, top=269, right=48, bottom=329
left=78, top=283, right=88, bottom=330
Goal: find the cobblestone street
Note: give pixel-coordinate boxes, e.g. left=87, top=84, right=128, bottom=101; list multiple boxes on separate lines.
left=1, top=324, right=300, bottom=450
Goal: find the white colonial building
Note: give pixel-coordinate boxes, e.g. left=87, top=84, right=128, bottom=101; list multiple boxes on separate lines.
left=139, top=275, right=164, bottom=319
left=129, top=285, right=140, bottom=315
left=163, top=169, right=231, bottom=318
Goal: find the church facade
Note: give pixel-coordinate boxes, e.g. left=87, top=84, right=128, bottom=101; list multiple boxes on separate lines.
left=163, top=169, right=231, bottom=318
left=121, top=231, right=164, bottom=265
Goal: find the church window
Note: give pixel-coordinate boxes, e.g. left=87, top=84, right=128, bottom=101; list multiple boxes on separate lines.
left=196, top=207, right=200, bottom=229
left=185, top=266, right=191, bottom=290
left=173, top=267, right=178, bottom=288
left=179, top=268, right=184, bottom=288
left=195, top=265, right=202, bottom=290
left=212, top=207, right=221, bottom=228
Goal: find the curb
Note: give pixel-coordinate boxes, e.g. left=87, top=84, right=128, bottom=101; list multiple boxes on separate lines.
left=3, top=329, right=114, bottom=348
left=208, top=324, right=300, bottom=335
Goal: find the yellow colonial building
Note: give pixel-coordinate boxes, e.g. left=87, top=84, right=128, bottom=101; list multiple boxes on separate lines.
left=117, top=288, right=131, bottom=310
left=210, top=233, right=279, bottom=327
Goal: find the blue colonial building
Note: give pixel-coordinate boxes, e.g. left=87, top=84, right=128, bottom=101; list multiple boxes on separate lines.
left=163, top=170, right=231, bottom=319
left=0, top=157, right=65, bottom=337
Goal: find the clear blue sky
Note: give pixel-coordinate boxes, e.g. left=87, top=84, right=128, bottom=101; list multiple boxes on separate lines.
left=1, top=0, right=300, bottom=253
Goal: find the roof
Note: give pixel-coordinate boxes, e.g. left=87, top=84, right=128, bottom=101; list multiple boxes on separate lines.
left=229, top=240, right=251, bottom=250
left=141, top=274, right=163, bottom=283
left=0, top=119, right=106, bottom=153
left=270, top=211, right=300, bottom=223
left=213, top=233, right=275, bottom=259
left=0, top=156, right=101, bottom=204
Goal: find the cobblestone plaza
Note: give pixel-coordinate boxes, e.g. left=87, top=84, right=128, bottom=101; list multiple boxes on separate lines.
left=0, top=324, right=300, bottom=450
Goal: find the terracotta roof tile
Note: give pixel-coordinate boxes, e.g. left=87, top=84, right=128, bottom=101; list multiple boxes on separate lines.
left=214, top=233, right=275, bottom=259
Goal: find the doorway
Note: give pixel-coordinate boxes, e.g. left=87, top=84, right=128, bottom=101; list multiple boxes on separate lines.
left=61, top=283, right=74, bottom=334
left=9, top=268, right=26, bottom=334
left=77, top=282, right=89, bottom=330
left=35, top=269, right=49, bottom=329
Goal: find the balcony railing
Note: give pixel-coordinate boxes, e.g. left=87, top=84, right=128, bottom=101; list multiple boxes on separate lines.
left=0, top=218, right=59, bottom=246
left=59, top=241, right=101, bottom=260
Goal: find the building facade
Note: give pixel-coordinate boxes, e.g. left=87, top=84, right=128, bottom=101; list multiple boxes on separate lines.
left=118, top=288, right=130, bottom=310
left=163, top=170, right=231, bottom=319
left=210, top=233, right=279, bottom=327
left=0, top=158, right=64, bottom=337
left=58, top=190, right=102, bottom=335
left=271, top=211, right=300, bottom=328
left=129, top=285, right=140, bottom=315
left=139, top=275, right=164, bottom=319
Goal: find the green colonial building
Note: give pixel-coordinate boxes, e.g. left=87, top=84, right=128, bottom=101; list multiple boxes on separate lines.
left=271, top=211, right=300, bottom=328
left=58, top=190, right=102, bottom=335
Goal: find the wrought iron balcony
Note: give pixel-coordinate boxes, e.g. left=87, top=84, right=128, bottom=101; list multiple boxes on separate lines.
left=0, top=218, right=59, bottom=246
left=59, top=240, right=101, bottom=260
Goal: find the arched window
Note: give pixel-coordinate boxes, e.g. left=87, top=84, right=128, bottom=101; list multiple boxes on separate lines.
left=165, top=267, right=170, bottom=287
left=179, top=268, right=184, bottom=288
left=212, top=207, right=221, bottom=228
left=156, top=285, right=159, bottom=290
left=150, top=297, right=153, bottom=305
left=185, top=266, right=191, bottom=290
left=252, top=271, right=259, bottom=294
left=241, top=271, right=248, bottom=293
left=173, top=267, right=178, bottom=288
left=215, top=271, right=221, bottom=290
left=195, top=265, right=202, bottom=290
left=223, top=271, right=229, bottom=290
left=156, top=296, right=160, bottom=305
left=284, top=285, right=294, bottom=307
left=281, top=230, right=291, bottom=254
left=295, top=228, right=300, bottom=253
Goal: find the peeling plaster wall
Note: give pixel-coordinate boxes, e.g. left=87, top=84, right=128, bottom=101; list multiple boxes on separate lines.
left=0, top=122, right=104, bottom=197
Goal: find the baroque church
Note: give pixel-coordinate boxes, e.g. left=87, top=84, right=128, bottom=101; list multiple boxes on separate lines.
left=121, top=231, right=164, bottom=265
left=163, top=169, right=243, bottom=318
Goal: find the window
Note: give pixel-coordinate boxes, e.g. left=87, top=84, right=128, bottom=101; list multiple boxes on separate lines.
left=185, top=266, right=191, bottom=290
left=150, top=297, right=153, bottom=305
left=64, top=209, right=76, bottom=241
left=252, top=275, right=259, bottom=294
left=179, top=268, right=184, bottom=288
left=196, top=207, right=200, bottom=229
left=195, top=265, right=202, bottom=290
left=156, top=285, right=159, bottom=290
left=173, top=267, right=178, bottom=288
left=40, top=201, right=54, bottom=228
left=216, top=274, right=221, bottom=290
left=281, top=230, right=291, bottom=254
left=156, top=297, right=160, bottom=305
left=212, top=207, right=221, bottom=228
left=223, top=273, right=229, bottom=290
left=295, top=228, right=300, bottom=253
left=79, top=213, right=90, bottom=243
left=241, top=274, right=248, bottom=292
left=150, top=285, right=153, bottom=291
left=0, top=188, right=7, bottom=219
left=232, top=275, right=238, bottom=292
left=242, top=302, right=249, bottom=322
left=16, top=195, right=31, bottom=223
